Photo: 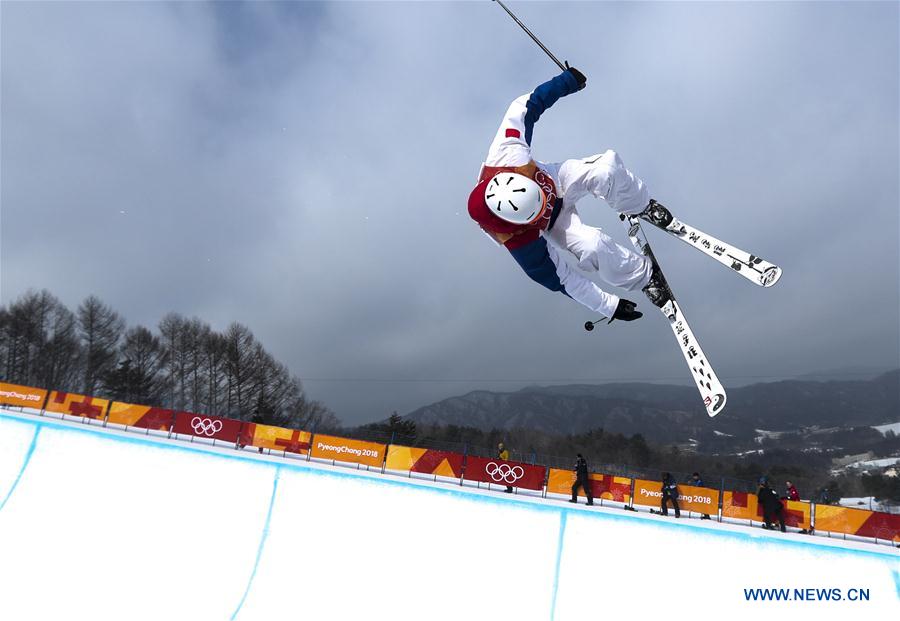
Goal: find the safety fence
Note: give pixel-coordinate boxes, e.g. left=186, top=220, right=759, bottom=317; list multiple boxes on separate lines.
left=2, top=380, right=899, bottom=546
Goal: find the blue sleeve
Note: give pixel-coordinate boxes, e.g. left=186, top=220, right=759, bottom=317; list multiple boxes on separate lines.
left=508, top=237, right=569, bottom=297
left=523, top=70, right=580, bottom=145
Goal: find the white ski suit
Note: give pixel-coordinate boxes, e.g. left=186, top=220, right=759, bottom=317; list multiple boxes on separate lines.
left=468, top=70, right=653, bottom=319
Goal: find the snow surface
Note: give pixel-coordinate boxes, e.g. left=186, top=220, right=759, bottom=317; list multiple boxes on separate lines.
left=844, top=457, right=900, bottom=470
left=839, top=497, right=899, bottom=513
left=0, top=408, right=897, bottom=620
left=873, top=422, right=900, bottom=436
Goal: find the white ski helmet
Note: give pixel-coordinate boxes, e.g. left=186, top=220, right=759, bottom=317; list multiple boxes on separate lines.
left=484, top=173, right=547, bottom=225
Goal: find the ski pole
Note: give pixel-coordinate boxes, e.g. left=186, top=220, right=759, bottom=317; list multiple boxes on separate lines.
left=584, top=318, right=608, bottom=331
left=492, top=0, right=567, bottom=72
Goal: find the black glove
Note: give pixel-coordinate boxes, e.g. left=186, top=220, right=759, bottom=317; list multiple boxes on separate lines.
left=566, top=64, right=587, bottom=90
left=608, top=298, right=643, bottom=323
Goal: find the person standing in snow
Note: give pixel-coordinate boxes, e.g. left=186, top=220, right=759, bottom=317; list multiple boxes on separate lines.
left=660, top=472, right=681, bottom=518
left=467, top=68, right=671, bottom=322
left=569, top=453, right=593, bottom=506
left=758, top=477, right=786, bottom=532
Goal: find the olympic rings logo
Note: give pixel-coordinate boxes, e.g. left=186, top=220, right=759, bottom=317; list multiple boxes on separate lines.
left=485, top=461, right=525, bottom=484
left=191, top=416, right=223, bottom=436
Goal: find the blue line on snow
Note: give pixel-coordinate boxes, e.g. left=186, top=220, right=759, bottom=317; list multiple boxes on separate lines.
left=0, top=425, right=40, bottom=513
left=230, top=466, right=281, bottom=621
left=550, top=511, right=567, bottom=621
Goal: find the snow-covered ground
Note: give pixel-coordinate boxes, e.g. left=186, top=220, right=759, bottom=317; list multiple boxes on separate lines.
left=843, top=457, right=900, bottom=470
left=0, top=408, right=897, bottom=620
left=873, top=422, right=900, bottom=436
left=754, top=428, right=786, bottom=443
left=840, top=497, right=899, bottom=513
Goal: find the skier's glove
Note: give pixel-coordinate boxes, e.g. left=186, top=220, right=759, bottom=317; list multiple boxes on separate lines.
left=565, top=64, right=587, bottom=90
left=608, top=298, right=643, bottom=323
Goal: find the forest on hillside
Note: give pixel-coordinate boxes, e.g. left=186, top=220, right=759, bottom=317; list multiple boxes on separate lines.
left=0, top=289, right=340, bottom=431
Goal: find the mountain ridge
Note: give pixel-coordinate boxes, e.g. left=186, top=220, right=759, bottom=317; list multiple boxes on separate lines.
left=401, top=370, right=900, bottom=444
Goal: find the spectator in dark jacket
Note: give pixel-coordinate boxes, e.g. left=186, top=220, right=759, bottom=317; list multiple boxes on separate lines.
left=661, top=472, right=680, bottom=518
left=569, top=453, right=594, bottom=506
left=758, top=477, right=786, bottom=532
left=688, top=472, right=711, bottom=520
left=784, top=481, right=800, bottom=501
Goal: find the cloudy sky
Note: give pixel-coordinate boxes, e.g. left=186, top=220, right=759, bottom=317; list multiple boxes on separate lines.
left=2, top=1, right=897, bottom=426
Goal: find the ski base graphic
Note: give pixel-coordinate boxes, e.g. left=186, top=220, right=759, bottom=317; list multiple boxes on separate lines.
left=622, top=215, right=727, bottom=417
left=639, top=204, right=782, bottom=288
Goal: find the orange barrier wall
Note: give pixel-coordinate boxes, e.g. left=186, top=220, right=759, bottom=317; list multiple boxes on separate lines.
left=45, top=391, right=108, bottom=420
left=632, top=479, right=663, bottom=508
left=674, top=484, right=719, bottom=515
left=311, top=434, right=385, bottom=468
left=633, top=479, right=718, bottom=514
left=107, top=402, right=174, bottom=431
left=0, top=382, right=48, bottom=409
left=722, top=492, right=811, bottom=529
left=722, top=491, right=759, bottom=521
left=385, top=445, right=464, bottom=479
left=546, top=469, right=632, bottom=503
left=815, top=505, right=900, bottom=542
left=240, top=424, right=311, bottom=454
left=783, top=500, right=812, bottom=530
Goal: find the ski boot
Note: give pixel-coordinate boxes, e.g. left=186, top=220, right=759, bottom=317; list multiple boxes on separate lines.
left=640, top=199, right=674, bottom=229
left=641, top=259, right=674, bottom=309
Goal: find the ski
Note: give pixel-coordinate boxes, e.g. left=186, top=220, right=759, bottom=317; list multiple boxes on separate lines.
left=640, top=201, right=782, bottom=288
left=621, top=214, right=727, bottom=417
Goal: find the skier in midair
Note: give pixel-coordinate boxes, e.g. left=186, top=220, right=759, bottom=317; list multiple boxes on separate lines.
left=467, top=67, right=671, bottom=321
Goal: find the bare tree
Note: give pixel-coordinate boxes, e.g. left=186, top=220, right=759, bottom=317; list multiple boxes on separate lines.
left=158, top=313, right=186, bottom=410
left=1, top=289, right=340, bottom=429
left=0, top=290, right=81, bottom=389
left=289, top=383, right=341, bottom=432
left=0, top=299, right=28, bottom=382
left=37, top=301, right=81, bottom=390
left=77, top=295, right=124, bottom=395
left=103, top=325, right=168, bottom=404
left=200, top=329, right=227, bottom=415
left=223, top=322, right=258, bottom=418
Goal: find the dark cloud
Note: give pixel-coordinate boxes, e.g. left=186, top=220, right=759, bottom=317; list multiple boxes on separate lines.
left=2, top=2, right=897, bottom=425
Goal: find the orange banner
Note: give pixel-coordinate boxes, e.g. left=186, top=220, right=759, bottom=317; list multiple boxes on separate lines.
left=632, top=479, right=664, bottom=508
left=310, top=434, right=385, bottom=468
left=240, top=423, right=311, bottom=454
left=547, top=468, right=632, bottom=503
left=721, top=492, right=810, bottom=528
left=783, top=500, right=812, bottom=530
left=814, top=505, right=869, bottom=536
left=106, top=402, right=174, bottom=431
left=45, top=391, right=109, bottom=420
left=385, top=445, right=464, bottom=478
left=674, top=484, right=719, bottom=515
left=814, top=505, right=900, bottom=541
left=721, top=491, right=759, bottom=521
left=0, top=382, right=48, bottom=409
left=632, top=479, right=718, bottom=514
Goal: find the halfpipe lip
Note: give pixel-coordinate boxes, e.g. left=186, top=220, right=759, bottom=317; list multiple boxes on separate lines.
left=1, top=407, right=897, bottom=560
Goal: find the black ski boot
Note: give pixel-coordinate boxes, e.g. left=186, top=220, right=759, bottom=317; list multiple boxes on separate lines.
left=641, top=260, right=673, bottom=309
left=640, top=199, right=674, bottom=229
